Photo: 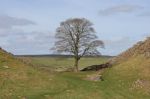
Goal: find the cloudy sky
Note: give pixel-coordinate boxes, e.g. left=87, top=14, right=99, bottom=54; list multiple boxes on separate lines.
left=0, top=0, right=150, bottom=55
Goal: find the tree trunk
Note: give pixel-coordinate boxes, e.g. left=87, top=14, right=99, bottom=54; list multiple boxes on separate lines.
left=74, top=58, right=79, bottom=72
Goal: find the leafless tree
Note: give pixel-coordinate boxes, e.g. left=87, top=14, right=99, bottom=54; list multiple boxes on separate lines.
left=53, top=18, right=104, bottom=72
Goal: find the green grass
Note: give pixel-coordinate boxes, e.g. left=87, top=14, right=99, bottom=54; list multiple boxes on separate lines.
left=1, top=50, right=150, bottom=99
left=2, top=71, right=149, bottom=99
left=24, top=57, right=109, bottom=71
left=17, top=55, right=150, bottom=99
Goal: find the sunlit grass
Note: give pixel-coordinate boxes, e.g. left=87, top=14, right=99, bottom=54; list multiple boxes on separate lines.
left=1, top=50, right=150, bottom=99
left=26, top=57, right=109, bottom=71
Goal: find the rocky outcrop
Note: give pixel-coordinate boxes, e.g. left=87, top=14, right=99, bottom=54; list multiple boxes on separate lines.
left=81, top=63, right=111, bottom=71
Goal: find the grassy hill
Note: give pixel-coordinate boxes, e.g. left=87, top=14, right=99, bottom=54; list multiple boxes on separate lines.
left=0, top=48, right=111, bottom=99
left=111, top=37, right=150, bottom=64
left=0, top=48, right=56, bottom=98
left=100, top=37, right=150, bottom=98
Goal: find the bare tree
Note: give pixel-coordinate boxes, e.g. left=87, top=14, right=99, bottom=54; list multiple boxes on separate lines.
left=53, top=18, right=104, bottom=72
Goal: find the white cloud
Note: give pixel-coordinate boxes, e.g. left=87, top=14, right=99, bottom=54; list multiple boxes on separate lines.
left=138, top=12, right=150, bottom=17
left=0, top=15, right=36, bottom=29
left=99, top=4, right=143, bottom=16
left=0, top=30, right=54, bottom=55
left=0, top=14, right=53, bottom=54
left=0, top=14, right=36, bottom=37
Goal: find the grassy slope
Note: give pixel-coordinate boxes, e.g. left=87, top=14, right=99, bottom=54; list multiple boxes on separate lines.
left=17, top=55, right=150, bottom=99
left=1, top=47, right=150, bottom=99
left=0, top=49, right=55, bottom=99
left=48, top=55, right=150, bottom=99
left=102, top=55, right=150, bottom=99
left=0, top=49, right=112, bottom=99
left=100, top=38, right=150, bottom=98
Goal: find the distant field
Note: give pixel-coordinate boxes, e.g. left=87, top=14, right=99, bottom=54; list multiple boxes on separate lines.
left=18, top=56, right=110, bottom=71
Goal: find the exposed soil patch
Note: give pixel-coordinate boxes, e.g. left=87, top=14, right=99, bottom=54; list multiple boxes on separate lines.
left=85, top=73, right=103, bottom=81
left=131, top=79, right=150, bottom=94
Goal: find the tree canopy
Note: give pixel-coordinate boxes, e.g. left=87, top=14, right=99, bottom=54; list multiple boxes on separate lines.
left=53, top=18, right=104, bottom=71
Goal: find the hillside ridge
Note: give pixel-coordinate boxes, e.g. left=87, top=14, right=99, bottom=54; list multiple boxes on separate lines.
left=111, top=37, right=150, bottom=64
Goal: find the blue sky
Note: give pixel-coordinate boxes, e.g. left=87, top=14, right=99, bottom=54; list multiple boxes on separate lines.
left=0, top=0, right=150, bottom=55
